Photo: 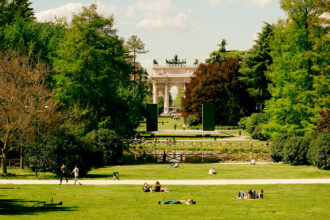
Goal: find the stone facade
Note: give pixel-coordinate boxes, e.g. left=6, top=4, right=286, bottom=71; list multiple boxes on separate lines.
left=152, top=65, right=196, bottom=115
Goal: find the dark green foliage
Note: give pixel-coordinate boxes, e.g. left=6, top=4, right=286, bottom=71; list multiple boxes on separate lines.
left=270, top=134, right=289, bottom=162
left=205, top=39, right=245, bottom=64
left=0, top=18, right=66, bottom=65
left=245, top=113, right=270, bottom=135
left=186, top=115, right=199, bottom=126
left=283, top=136, right=311, bottom=165
left=239, top=22, right=274, bottom=104
left=52, top=4, right=146, bottom=137
left=308, top=133, right=330, bottom=170
left=251, top=125, right=269, bottom=141
left=83, top=129, right=124, bottom=166
left=25, top=131, right=94, bottom=176
left=238, top=117, right=248, bottom=130
left=0, top=0, right=34, bottom=26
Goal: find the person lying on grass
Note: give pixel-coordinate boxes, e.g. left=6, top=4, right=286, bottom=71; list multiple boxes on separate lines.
left=234, top=189, right=263, bottom=199
left=158, top=199, right=196, bottom=205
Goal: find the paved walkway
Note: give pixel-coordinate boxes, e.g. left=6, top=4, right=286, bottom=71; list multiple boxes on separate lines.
left=0, top=179, right=329, bottom=185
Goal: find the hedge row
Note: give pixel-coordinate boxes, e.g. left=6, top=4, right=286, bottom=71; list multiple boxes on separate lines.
left=270, top=133, right=329, bottom=170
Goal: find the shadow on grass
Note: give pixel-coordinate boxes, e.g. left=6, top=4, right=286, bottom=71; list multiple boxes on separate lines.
left=0, top=199, right=77, bottom=215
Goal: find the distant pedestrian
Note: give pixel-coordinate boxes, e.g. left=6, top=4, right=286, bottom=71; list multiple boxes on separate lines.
left=71, top=164, right=82, bottom=185
left=174, top=124, right=177, bottom=130
left=59, top=163, right=68, bottom=185
left=163, top=151, right=167, bottom=164
left=266, top=139, right=270, bottom=147
left=183, top=124, right=186, bottom=131
left=239, top=130, right=242, bottom=136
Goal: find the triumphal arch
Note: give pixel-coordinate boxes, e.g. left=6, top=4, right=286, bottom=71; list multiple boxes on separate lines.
left=152, top=55, right=197, bottom=115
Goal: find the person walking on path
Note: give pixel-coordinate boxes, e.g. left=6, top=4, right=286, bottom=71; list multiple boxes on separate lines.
left=59, top=164, right=68, bottom=185
left=71, top=165, right=82, bottom=185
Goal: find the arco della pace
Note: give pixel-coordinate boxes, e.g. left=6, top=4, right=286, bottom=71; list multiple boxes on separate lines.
left=152, top=56, right=197, bottom=115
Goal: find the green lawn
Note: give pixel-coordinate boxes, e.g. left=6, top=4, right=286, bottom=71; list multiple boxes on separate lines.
left=3, top=164, right=329, bottom=180
left=1, top=184, right=329, bottom=219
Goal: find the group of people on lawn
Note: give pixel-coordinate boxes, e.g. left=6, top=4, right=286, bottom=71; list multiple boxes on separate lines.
left=145, top=165, right=264, bottom=204
left=143, top=181, right=169, bottom=192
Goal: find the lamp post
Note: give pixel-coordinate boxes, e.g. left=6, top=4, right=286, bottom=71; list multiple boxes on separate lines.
left=256, top=103, right=265, bottom=113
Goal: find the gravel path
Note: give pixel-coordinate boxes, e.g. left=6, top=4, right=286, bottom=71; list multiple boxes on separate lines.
left=1, top=179, right=329, bottom=185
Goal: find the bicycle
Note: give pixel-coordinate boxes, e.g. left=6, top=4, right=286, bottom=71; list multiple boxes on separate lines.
left=32, top=198, right=63, bottom=208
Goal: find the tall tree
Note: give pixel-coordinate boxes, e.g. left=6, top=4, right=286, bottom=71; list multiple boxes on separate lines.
left=182, top=58, right=254, bottom=125
left=239, top=22, right=274, bottom=104
left=263, top=0, right=329, bottom=137
left=0, top=52, right=61, bottom=174
left=125, top=35, right=148, bottom=64
left=0, top=0, right=34, bottom=25
left=206, top=39, right=245, bottom=64
left=53, top=4, right=146, bottom=137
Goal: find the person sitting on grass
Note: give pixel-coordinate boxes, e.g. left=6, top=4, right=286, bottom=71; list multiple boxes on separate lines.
left=143, top=182, right=152, bottom=192
left=153, top=181, right=169, bottom=192
left=158, top=199, right=196, bottom=205
left=209, top=168, right=216, bottom=174
left=154, top=181, right=161, bottom=192
left=170, top=162, right=179, bottom=168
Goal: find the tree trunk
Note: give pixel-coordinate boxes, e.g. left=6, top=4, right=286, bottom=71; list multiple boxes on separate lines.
left=1, top=149, right=7, bottom=174
left=20, top=147, right=24, bottom=169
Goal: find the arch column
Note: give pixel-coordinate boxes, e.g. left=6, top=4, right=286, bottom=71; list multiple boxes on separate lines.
left=152, top=81, right=157, bottom=104
left=164, top=83, right=169, bottom=114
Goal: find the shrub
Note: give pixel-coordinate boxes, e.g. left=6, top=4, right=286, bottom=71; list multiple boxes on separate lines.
left=308, top=133, right=330, bottom=170
left=283, top=136, right=311, bottom=165
left=238, top=117, right=248, bottom=130
left=270, top=134, right=288, bottom=162
left=83, top=129, right=125, bottom=166
left=246, top=113, right=269, bottom=134
left=251, top=125, right=269, bottom=141
left=25, top=130, right=94, bottom=176
left=186, top=115, right=199, bottom=126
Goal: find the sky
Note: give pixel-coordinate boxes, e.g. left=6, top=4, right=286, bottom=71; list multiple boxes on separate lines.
left=30, top=0, right=286, bottom=76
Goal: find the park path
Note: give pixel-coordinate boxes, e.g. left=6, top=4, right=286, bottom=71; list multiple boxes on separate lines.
left=0, top=179, right=329, bottom=185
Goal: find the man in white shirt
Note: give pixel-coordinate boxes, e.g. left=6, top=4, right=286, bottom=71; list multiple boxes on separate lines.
left=71, top=165, right=82, bottom=185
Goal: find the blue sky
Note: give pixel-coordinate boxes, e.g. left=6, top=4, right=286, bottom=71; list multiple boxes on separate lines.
left=31, top=0, right=285, bottom=74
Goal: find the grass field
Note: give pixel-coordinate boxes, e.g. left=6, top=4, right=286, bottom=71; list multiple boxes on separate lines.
left=1, top=184, right=329, bottom=219
left=2, top=164, right=329, bottom=180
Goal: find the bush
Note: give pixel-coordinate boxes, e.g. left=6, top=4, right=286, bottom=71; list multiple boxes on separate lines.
left=270, top=134, right=288, bottom=162
left=25, top=130, right=94, bottom=176
left=283, top=136, right=311, bottom=165
left=186, top=115, right=199, bottom=126
left=238, top=117, right=248, bottom=130
left=308, top=133, right=330, bottom=170
left=251, top=125, right=269, bottom=141
left=83, top=129, right=125, bottom=166
left=246, top=113, right=269, bottom=134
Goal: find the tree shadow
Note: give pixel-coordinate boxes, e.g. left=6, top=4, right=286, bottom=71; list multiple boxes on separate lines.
left=0, top=199, right=77, bottom=215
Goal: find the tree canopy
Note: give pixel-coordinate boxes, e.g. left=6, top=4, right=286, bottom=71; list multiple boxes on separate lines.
left=263, top=0, right=330, bottom=137
left=52, top=4, right=146, bottom=137
left=239, top=22, right=274, bottom=104
left=182, top=57, right=254, bottom=125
